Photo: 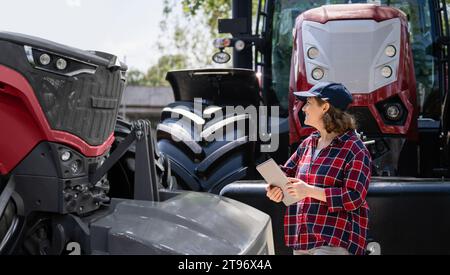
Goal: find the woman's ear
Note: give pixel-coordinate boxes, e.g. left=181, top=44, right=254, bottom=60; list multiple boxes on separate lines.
left=323, top=102, right=330, bottom=113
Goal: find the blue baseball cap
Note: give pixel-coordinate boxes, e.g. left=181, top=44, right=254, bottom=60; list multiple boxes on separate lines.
left=294, top=82, right=353, bottom=111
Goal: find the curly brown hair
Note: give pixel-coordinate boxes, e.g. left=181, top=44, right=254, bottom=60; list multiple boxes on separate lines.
left=315, top=97, right=356, bottom=134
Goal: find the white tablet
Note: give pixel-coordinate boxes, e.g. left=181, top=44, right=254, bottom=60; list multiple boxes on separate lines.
left=256, top=158, right=299, bottom=206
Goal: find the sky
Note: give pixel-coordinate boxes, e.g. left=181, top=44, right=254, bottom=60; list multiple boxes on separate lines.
left=0, top=0, right=167, bottom=72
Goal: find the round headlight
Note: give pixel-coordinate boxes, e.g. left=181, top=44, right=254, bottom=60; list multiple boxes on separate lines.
left=56, top=58, right=67, bottom=70
left=39, top=54, right=51, bottom=65
left=385, top=103, right=403, bottom=121
left=212, top=51, right=231, bottom=64
left=385, top=45, right=396, bottom=57
left=312, top=67, right=324, bottom=80
left=234, top=40, right=246, bottom=52
left=381, top=66, right=393, bottom=78
left=61, top=151, right=71, bottom=161
left=307, top=47, right=319, bottom=59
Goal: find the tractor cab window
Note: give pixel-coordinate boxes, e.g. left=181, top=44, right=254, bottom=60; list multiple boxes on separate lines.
left=272, top=1, right=323, bottom=115
left=388, top=0, right=437, bottom=119
left=272, top=0, right=440, bottom=119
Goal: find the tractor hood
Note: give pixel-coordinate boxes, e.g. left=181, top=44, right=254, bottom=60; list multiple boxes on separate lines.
left=0, top=31, right=127, bottom=70
left=166, top=69, right=261, bottom=107
left=89, top=192, right=274, bottom=255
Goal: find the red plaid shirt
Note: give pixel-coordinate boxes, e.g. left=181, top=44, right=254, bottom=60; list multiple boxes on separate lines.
left=280, top=130, right=371, bottom=255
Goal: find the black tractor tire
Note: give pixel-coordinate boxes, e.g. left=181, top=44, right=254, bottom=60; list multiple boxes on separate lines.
left=157, top=101, right=262, bottom=194
left=0, top=200, right=17, bottom=250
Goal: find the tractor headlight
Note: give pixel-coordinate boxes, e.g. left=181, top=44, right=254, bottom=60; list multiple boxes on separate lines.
left=312, top=67, right=324, bottom=80
left=57, top=146, right=86, bottom=177
left=307, top=47, right=319, bottom=59
left=234, top=40, right=246, bottom=52
left=56, top=58, right=68, bottom=70
left=39, top=54, right=51, bottom=65
left=212, top=51, right=231, bottom=64
left=385, top=45, right=396, bottom=57
left=385, top=103, right=403, bottom=121
left=24, top=45, right=97, bottom=77
left=381, top=66, right=393, bottom=78
left=61, top=151, right=72, bottom=161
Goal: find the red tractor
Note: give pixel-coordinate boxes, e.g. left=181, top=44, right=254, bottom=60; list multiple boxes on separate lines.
left=158, top=0, right=450, bottom=254
left=289, top=4, right=418, bottom=179
left=0, top=32, right=274, bottom=254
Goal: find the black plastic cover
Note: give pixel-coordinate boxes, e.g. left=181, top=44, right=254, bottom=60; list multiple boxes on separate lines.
left=221, top=180, right=450, bottom=255
left=166, top=69, right=262, bottom=107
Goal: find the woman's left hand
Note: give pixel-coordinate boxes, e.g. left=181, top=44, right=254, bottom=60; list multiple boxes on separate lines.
left=286, top=177, right=312, bottom=200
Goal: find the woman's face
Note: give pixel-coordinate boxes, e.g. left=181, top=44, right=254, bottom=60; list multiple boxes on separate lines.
left=302, top=97, right=329, bottom=129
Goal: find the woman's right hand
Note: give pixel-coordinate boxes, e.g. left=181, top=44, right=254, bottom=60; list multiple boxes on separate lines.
left=266, top=185, right=284, bottom=203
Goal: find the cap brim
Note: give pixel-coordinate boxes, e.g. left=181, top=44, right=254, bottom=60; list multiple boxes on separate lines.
left=293, top=91, right=318, bottom=100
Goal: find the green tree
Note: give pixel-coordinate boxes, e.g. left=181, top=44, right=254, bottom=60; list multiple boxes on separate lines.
left=176, top=0, right=259, bottom=35
left=126, top=69, right=146, bottom=86
left=126, top=55, right=187, bottom=87
left=179, top=0, right=231, bottom=36
left=145, top=54, right=188, bottom=87
left=128, top=0, right=248, bottom=87
left=160, top=1, right=225, bottom=67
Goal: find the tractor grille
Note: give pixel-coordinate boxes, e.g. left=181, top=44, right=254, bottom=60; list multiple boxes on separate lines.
left=34, top=67, right=125, bottom=146
left=0, top=39, right=125, bottom=146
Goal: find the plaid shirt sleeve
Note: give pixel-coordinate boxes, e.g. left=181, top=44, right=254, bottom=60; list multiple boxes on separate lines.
left=280, top=146, right=303, bottom=178
left=325, top=149, right=371, bottom=213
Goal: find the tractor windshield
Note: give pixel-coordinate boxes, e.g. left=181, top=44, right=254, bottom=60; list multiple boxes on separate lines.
left=272, top=0, right=443, bottom=119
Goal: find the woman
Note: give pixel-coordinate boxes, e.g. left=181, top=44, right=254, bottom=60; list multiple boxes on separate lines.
left=266, top=82, right=371, bottom=255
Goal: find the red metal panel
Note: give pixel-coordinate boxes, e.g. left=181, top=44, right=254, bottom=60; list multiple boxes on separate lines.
left=0, top=92, right=44, bottom=175
left=301, top=4, right=408, bottom=25
left=0, top=65, right=113, bottom=175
